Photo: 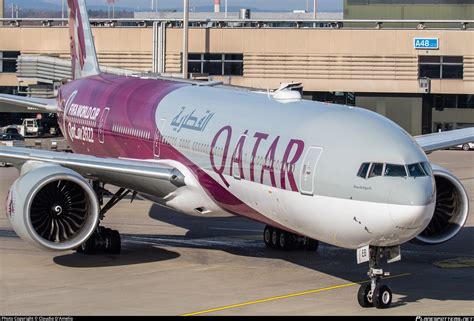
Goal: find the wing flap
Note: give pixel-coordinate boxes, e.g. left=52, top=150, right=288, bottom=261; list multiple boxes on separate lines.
left=0, top=146, right=185, bottom=198
left=415, top=127, right=474, bottom=153
left=0, top=94, right=58, bottom=113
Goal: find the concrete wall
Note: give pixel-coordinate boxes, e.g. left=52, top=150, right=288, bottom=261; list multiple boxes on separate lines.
left=0, top=28, right=154, bottom=71
left=0, top=26, right=473, bottom=94
left=164, top=28, right=474, bottom=94
left=0, top=73, right=17, bottom=86
left=356, top=95, right=423, bottom=135
left=0, top=24, right=472, bottom=134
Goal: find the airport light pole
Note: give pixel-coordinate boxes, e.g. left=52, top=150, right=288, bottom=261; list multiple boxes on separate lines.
left=225, top=0, right=228, bottom=19
left=314, top=0, right=317, bottom=19
left=182, top=0, right=189, bottom=79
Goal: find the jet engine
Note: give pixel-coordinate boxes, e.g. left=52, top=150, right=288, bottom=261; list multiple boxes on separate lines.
left=6, top=163, right=99, bottom=251
left=413, top=164, right=469, bottom=245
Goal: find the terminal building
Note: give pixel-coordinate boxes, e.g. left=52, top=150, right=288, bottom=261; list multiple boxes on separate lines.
left=0, top=0, right=473, bottom=135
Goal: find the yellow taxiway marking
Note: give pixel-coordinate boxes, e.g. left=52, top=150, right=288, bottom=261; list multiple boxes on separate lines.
left=182, top=273, right=411, bottom=316
left=434, top=257, right=474, bottom=269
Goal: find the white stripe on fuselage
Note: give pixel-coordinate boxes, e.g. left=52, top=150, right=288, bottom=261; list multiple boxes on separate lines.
left=146, top=156, right=434, bottom=249
left=201, top=169, right=434, bottom=249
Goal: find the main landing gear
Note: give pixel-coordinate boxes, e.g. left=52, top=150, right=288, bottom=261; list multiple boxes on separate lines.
left=76, top=183, right=136, bottom=255
left=78, top=226, right=121, bottom=254
left=263, top=225, right=319, bottom=251
left=357, top=246, right=400, bottom=309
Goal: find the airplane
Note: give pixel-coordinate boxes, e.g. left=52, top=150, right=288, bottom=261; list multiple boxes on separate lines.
left=0, top=0, right=473, bottom=310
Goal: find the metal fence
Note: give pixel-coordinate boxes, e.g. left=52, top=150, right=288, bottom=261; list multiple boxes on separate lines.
left=0, top=18, right=472, bottom=30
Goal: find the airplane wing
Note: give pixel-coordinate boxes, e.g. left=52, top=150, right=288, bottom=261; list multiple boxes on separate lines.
left=0, top=146, right=185, bottom=197
left=414, top=127, right=474, bottom=153
left=0, top=94, right=58, bottom=113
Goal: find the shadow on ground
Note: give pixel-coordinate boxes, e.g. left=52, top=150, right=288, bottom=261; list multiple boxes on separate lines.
left=135, top=204, right=474, bottom=306
left=53, top=245, right=180, bottom=268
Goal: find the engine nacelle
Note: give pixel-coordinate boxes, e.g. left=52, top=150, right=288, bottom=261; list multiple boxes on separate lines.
left=413, top=164, right=469, bottom=245
left=5, top=163, right=99, bottom=251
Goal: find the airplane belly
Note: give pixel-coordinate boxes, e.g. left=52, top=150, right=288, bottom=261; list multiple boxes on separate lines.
left=209, top=174, right=398, bottom=249
left=208, top=181, right=432, bottom=249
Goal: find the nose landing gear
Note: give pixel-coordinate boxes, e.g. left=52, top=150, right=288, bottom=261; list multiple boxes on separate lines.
left=357, top=246, right=399, bottom=309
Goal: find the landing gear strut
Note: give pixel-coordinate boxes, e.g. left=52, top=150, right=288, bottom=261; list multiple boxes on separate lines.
left=76, top=183, right=135, bottom=255
left=264, top=225, right=319, bottom=252
left=357, top=246, right=394, bottom=309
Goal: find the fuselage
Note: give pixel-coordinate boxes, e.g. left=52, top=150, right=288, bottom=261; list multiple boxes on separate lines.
left=57, top=73, right=436, bottom=249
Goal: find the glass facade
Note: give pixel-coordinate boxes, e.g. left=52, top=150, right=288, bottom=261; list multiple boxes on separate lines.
left=348, top=0, right=474, bottom=4
left=419, top=56, right=463, bottom=80
left=433, top=94, right=474, bottom=110
left=188, top=53, right=243, bottom=76
left=344, top=0, right=474, bottom=22
left=0, top=51, right=20, bottom=73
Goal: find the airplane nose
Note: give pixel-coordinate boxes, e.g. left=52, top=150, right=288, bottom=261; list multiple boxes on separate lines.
left=389, top=202, right=434, bottom=230
left=389, top=177, right=435, bottom=230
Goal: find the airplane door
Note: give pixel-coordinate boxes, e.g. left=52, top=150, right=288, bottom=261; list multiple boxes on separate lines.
left=98, top=107, right=110, bottom=144
left=154, top=118, right=166, bottom=158
left=299, top=147, right=323, bottom=196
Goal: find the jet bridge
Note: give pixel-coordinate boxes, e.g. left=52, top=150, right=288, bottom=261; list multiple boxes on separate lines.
left=16, top=55, right=135, bottom=98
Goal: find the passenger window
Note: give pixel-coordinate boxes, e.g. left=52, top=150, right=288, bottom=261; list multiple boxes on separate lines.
left=421, top=162, right=432, bottom=176
left=357, top=163, right=370, bottom=178
left=408, top=163, right=426, bottom=177
left=369, top=163, right=383, bottom=178
left=384, top=164, right=407, bottom=177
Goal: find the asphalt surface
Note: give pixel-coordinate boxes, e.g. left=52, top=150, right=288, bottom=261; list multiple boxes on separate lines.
left=0, top=150, right=472, bottom=315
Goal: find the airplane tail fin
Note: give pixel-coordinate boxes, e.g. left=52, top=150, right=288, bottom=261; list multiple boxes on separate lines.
left=67, top=0, right=100, bottom=80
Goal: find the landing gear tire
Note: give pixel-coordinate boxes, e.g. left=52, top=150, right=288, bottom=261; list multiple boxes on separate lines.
left=373, top=284, right=392, bottom=309
left=263, top=225, right=319, bottom=252
left=271, top=229, right=281, bottom=249
left=357, top=246, right=395, bottom=309
left=279, top=232, right=296, bottom=251
left=305, top=238, right=319, bottom=251
left=264, top=226, right=274, bottom=248
left=76, top=227, right=122, bottom=255
left=80, top=234, right=97, bottom=255
left=357, top=284, right=373, bottom=308
left=108, top=229, right=121, bottom=254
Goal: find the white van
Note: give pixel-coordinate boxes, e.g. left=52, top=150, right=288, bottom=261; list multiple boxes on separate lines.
left=20, top=118, right=40, bottom=137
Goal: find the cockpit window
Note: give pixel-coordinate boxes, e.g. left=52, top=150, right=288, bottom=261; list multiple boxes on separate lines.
left=357, top=163, right=371, bottom=178
left=357, top=162, right=430, bottom=179
left=369, top=163, right=384, bottom=178
left=384, top=164, right=407, bottom=177
left=407, top=163, right=426, bottom=177
left=421, top=162, right=432, bottom=176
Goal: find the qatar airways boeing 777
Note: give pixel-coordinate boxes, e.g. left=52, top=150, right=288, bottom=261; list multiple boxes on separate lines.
left=0, top=0, right=473, bottom=309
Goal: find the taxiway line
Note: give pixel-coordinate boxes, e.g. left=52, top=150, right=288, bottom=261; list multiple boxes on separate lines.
left=181, top=273, right=411, bottom=316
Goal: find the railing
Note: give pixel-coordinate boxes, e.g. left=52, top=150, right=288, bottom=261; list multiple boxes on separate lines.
left=0, top=18, right=472, bottom=30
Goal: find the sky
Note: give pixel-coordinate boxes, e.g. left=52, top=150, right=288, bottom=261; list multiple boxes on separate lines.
left=20, top=0, right=344, bottom=12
